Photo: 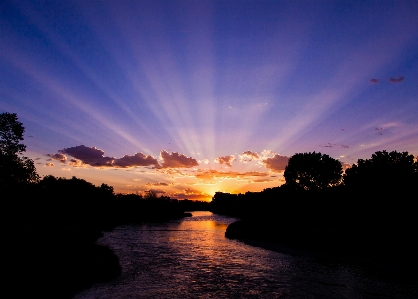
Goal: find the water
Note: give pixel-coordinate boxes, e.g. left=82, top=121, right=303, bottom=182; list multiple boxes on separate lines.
left=74, top=211, right=417, bottom=298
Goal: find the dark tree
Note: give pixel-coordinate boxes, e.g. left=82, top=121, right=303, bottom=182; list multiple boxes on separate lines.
left=343, top=150, right=418, bottom=190
left=0, top=112, right=39, bottom=191
left=284, top=152, right=343, bottom=191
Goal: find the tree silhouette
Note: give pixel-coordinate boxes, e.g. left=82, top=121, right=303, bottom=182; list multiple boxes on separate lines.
left=343, top=150, right=418, bottom=190
left=284, top=152, right=342, bottom=191
left=0, top=112, right=39, bottom=192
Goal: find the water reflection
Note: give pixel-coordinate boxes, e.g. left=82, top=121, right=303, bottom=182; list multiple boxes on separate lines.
left=74, top=211, right=417, bottom=299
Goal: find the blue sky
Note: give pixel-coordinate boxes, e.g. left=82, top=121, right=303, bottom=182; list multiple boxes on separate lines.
left=1, top=0, right=418, bottom=199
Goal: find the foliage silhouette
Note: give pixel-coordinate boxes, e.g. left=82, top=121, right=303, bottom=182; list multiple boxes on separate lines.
left=343, top=150, right=418, bottom=190
left=0, top=112, right=39, bottom=192
left=284, top=151, right=342, bottom=190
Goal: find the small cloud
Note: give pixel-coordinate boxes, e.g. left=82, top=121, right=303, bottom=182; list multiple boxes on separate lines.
left=160, top=151, right=199, bottom=168
left=239, top=151, right=260, bottom=163
left=68, top=159, right=86, bottom=167
left=388, top=76, right=404, bottom=83
left=45, top=163, right=55, bottom=167
left=46, top=153, right=67, bottom=163
left=145, top=182, right=171, bottom=187
left=319, top=143, right=337, bottom=148
left=252, top=178, right=272, bottom=183
left=146, top=189, right=166, bottom=194
left=261, top=154, right=289, bottom=172
left=370, top=78, right=379, bottom=84
left=214, top=155, right=236, bottom=167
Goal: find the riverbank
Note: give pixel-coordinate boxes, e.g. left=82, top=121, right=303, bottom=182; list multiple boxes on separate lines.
left=0, top=211, right=194, bottom=298
left=225, top=219, right=418, bottom=270
left=0, top=226, right=122, bottom=299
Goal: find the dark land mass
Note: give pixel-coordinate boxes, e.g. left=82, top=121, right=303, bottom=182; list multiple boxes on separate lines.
left=0, top=177, right=209, bottom=299
left=211, top=150, right=418, bottom=271
left=212, top=185, right=418, bottom=271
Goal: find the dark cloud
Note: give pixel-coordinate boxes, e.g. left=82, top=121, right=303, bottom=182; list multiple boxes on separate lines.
left=58, top=145, right=160, bottom=168
left=59, top=145, right=113, bottom=166
left=370, top=78, right=379, bottom=83
left=261, top=154, right=289, bottom=172
left=388, top=76, right=404, bottom=83
left=46, top=153, right=67, bottom=163
left=145, top=189, right=166, bottom=195
left=160, top=151, right=199, bottom=168
left=113, top=153, right=160, bottom=168
left=214, top=155, right=236, bottom=167
left=319, top=143, right=337, bottom=148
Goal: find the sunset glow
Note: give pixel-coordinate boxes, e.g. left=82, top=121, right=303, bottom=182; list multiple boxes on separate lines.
left=1, top=0, right=417, bottom=201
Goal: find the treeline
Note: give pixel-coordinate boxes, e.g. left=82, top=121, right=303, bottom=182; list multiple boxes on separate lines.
left=0, top=112, right=209, bottom=298
left=6, top=174, right=209, bottom=229
left=212, top=150, right=418, bottom=267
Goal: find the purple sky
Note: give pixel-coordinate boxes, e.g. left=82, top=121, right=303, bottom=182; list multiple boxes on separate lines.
left=1, top=0, right=418, bottom=200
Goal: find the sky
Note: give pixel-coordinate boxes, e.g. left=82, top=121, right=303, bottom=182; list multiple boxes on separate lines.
left=1, top=0, right=418, bottom=201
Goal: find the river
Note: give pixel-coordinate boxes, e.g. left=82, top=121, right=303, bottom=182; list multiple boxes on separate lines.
left=74, top=211, right=417, bottom=299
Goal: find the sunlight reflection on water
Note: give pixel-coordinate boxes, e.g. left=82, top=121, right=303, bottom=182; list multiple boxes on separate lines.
left=74, top=211, right=417, bottom=299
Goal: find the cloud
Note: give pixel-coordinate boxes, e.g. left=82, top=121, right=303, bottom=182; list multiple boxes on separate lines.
left=113, top=153, right=160, bottom=168
left=251, top=178, right=273, bottom=183
left=214, top=155, right=236, bottom=167
left=46, top=153, right=67, bottom=163
left=59, top=145, right=113, bottom=166
left=261, top=154, right=289, bottom=172
left=58, top=145, right=160, bottom=168
left=370, top=78, right=379, bottom=84
left=388, top=76, right=404, bottom=83
left=199, top=159, right=210, bottom=164
left=68, top=159, right=86, bottom=167
left=145, top=182, right=171, bottom=187
left=239, top=151, right=260, bottom=163
left=160, top=151, right=199, bottom=168
left=148, top=189, right=166, bottom=194
left=45, top=163, right=55, bottom=167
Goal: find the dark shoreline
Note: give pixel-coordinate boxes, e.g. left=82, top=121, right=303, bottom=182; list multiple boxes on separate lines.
left=225, top=219, right=418, bottom=272
left=0, top=211, right=194, bottom=299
